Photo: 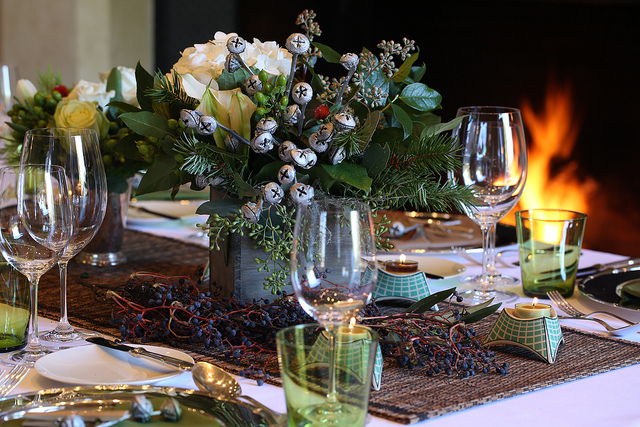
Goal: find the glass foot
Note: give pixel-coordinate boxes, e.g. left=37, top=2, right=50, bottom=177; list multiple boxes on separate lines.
left=463, top=272, right=520, bottom=287
left=74, top=250, right=127, bottom=266
left=457, top=288, right=519, bottom=306
left=0, top=347, right=51, bottom=367
left=40, top=328, right=91, bottom=344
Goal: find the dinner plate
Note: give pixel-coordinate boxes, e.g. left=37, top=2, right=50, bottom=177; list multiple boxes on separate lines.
left=34, top=344, right=194, bottom=385
left=578, top=267, right=640, bottom=310
left=127, top=200, right=203, bottom=224
left=377, top=254, right=466, bottom=279
left=0, top=385, right=277, bottom=426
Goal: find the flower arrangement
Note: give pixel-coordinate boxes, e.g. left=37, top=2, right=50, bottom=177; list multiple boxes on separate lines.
left=1, top=66, right=146, bottom=193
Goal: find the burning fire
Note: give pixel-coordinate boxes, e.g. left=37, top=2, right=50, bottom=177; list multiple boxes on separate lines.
left=503, top=80, right=598, bottom=225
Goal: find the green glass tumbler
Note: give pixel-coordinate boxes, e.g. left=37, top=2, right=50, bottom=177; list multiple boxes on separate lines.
left=516, top=209, right=587, bottom=298
left=0, top=254, right=30, bottom=352
left=276, top=324, right=379, bottom=427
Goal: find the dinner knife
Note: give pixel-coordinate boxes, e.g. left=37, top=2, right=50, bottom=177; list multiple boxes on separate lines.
left=576, top=257, right=640, bottom=278
left=86, top=337, right=193, bottom=371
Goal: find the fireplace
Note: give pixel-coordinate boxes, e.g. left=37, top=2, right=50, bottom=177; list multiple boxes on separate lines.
left=155, top=0, right=640, bottom=255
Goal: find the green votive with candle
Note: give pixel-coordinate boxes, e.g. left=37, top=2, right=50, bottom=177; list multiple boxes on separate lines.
left=0, top=256, right=30, bottom=352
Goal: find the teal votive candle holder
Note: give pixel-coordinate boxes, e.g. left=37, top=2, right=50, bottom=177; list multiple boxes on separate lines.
left=372, top=268, right=431, bottom=302
left=483, top=307, right=564, bottom=363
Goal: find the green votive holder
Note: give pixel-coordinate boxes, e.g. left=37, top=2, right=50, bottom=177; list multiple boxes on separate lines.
left=0, top=258, right=30, bottom=352
left=372, top=268, right=431, bottom=301
left=276, top=324, right=380, bottom=427
left=483, top=307, right=564, bottom=363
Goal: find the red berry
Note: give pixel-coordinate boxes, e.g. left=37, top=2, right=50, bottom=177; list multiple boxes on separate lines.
left=314, top=105, right=330, bottom=120
left=52, top=85, right=69, bottom=97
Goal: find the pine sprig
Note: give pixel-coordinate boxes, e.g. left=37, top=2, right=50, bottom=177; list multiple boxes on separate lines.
left=147, top=71, right=199, bottom=108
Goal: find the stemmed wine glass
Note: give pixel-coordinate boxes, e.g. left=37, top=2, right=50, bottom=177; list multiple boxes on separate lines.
left=290, top=198, right=378, bottom=424
left=450, top=106, right=528, bottom=304
left=0, top=165, right=72, bottom=365
left=21, top=128, right=108, bottom=343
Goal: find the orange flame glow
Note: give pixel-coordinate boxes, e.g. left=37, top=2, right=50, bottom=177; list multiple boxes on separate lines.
left=503, top=80, right=598, bottom=226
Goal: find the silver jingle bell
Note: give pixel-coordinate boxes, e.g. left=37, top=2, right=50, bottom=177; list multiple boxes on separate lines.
left=278, top=140, right=297, bottom=162
left=250, top=132, right=274, bottom=154
left=316, top=122, right=335, bottom=142
left=333, top=112, right=357, bottom=132
left=292, top=82, right=313, bottom=105
left=283, top=104, right=300, bottom=125
left=180, top=109, right=203, bottom=128
left=328, top=145, right=346, bottom=165
left=262, top=182, right=284, bottom=204
left=290, top=183, right=314, bottom=204
left=308, top=132, right=330, bottom=153
left=59, top=415, right=86, bottom=427
left=245, top=75, right=263, bottom=96
left=290, top=148, right=317, bottom=169
left=225, top=134, right=242, bottom=153
left=196, top=115, right=218, bottom=135
left=340, top=53, right=359, bottom=71
left=256, top=117, right=278, bottom=135
left=388, top=221, right=406, bottom=238
left=160, top=398, right=183, bottom=422
left=278, top=164, right=296, bottom=185
left=226, top=36, right=246, bottom=54
left=241, top=201, right=263, bottom=223
left=285, top=33, right=310, bottom=55
left=225, top=54, right=242, bottom=73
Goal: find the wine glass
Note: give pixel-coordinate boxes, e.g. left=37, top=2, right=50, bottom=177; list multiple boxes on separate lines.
left=290, top=198, right=378, bottom=424
left=0, top=165, right=72, bottom=365
left=450, top=106, right=528, bottom=304
left=20, top=128, right=108, bottom=343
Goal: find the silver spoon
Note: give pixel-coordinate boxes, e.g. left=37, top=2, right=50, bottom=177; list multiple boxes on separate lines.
left=191, top=362, right=286, bottom=425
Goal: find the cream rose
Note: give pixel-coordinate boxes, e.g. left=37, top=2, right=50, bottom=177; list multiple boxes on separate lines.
left=99, top=66, right=139, bottom=107
left=66, top=80, right=114, bottom=110
left=53, top=100, right=109, bottom=138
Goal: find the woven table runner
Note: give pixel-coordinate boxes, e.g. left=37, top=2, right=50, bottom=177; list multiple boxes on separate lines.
left=36, top=229, right=640, bottom=424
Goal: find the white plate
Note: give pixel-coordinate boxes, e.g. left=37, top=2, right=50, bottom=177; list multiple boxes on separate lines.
left=34, top=344, right=194, bottom=385
left=127, top=200, right=203, bottom=224
left=376, top=254, right=466, bottom=279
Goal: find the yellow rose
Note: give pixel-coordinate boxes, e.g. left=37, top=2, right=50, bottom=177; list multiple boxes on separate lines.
left=53, top=100, right=110, bottom=139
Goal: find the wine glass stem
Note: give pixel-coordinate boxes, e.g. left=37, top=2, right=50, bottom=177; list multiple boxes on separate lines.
left=26, top=278, right=42, bottom=352
left=55, top=260, right=73, bottom=332
left=486, top=224, right=498, bottom=274
left=479, top=224, right=492, bottom=290
left=325, top=327, right=341, bottom=408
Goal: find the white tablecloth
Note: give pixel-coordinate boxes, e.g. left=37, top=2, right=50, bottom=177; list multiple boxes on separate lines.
left=4, top=218, right=640, bottom=426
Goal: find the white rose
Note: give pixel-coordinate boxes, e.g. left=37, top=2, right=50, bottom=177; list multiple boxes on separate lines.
left=66, top=80, right=114, bottom=110
left=15, top=79, right=37, bottom=105
left=100, top=66, right=139, bottom=107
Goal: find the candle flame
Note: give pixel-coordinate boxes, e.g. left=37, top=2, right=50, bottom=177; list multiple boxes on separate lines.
left=532, top=297, right=538, bottom=307
left=400, top=254, right=406, bottom=263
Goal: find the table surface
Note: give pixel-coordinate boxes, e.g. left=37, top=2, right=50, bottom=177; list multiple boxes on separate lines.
left=3, top=217, right=640, bottom=427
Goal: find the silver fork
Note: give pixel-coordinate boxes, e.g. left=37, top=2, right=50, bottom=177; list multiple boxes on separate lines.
left=546, top=290, right=636, bottom=325
left=0, top=364, right=30, bottom=397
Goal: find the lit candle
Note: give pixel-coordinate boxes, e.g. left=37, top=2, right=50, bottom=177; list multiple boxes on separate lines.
left=384, top=254, right=419, bottom=274
left=515, top=297, right=552, bottom=319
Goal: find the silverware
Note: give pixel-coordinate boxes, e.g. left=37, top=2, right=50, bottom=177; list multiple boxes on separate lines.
left=129, top=205, right=181, bottom=220
left=546, top=290, right=636, bottom=325
left=453, top=247, right=481, bottom=265
left=547, top=290, right=640, bottom=336
left=576, top=257, right=640, bottom=278
left=86, top=337, right=193, bottom=370
left=0, top=364, right=29, bottom=397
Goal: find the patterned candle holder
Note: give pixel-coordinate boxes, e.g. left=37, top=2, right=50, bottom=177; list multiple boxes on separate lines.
left=371, top=268, right=432, bottom=301
left=483, top=307, right=564, bottom=363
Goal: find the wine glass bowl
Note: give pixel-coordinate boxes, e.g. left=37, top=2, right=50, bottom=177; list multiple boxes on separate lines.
left=451, top=106, right=528, bottom=304
left=0, top=165, right=72, bottom=365
left=21, top=128, right=108, bottom=343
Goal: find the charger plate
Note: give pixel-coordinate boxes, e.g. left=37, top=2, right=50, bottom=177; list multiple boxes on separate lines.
left=579, top=266, right=640, bottom=310
left=0, top=385, right=277, bottom=426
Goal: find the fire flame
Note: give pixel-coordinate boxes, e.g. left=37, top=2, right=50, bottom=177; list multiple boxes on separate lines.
left=503, top=80, right=598, bottom=227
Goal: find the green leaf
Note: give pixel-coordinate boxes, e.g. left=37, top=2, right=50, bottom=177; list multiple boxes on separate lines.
left=312, top=42, right=342, bottom=63
left=360, top=110, right=382, bottom=146
left=105, top=67, right=122, bottom=102
left=217, top=68, right=253, bottom=90
left=320, top=163, right=372, bottom=192
left=404, top=288, right=457, bottom=314
left=196, top=198, right=244, bottom=216
left=400, top=83, right=442, bottom=112
left=408, top=64, right=426, bottom=84
left=120, top=111, right=172, bottom=139
left=255, top=160, right=286, bottom=183
left=392, top=51, right=419, bottom=83
left=233, top=173, right=259, bottom=198
left=106, top=101, right=141, bottom=113
left=135, top=156, right=179, bottom=195
left=423, top=116, right=466, bottom=138
left=112, top=133, right=144, bottom=160
left=362, top=143, right=390, bottom=177
left=135, top=62, right=155, bottom=112
left=364, top=70, right=389, bottom=105
left=391, top=104, right=413, bottom=139
left=458, top=303, right=502, bottom=324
